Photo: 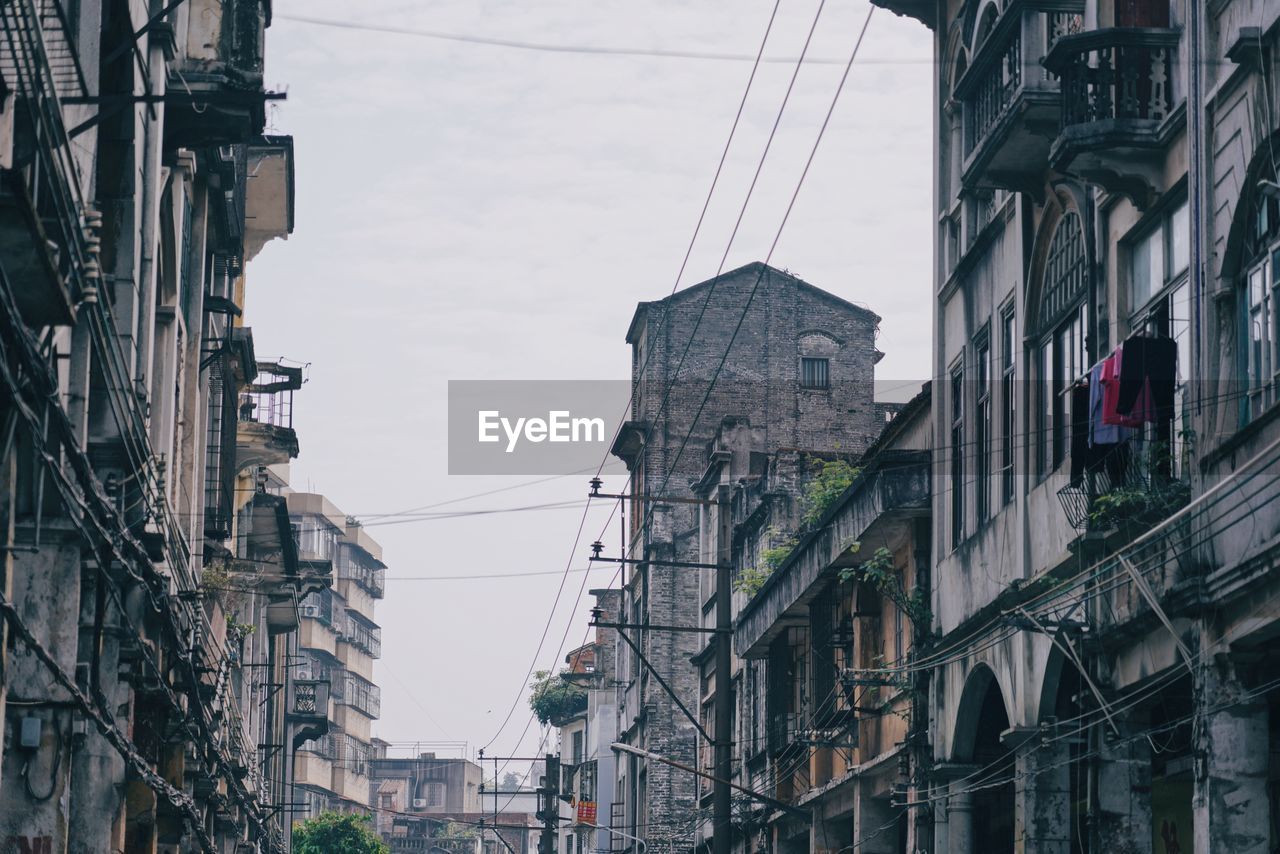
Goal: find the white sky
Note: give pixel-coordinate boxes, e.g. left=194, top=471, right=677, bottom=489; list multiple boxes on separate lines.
left=247, top=0, right=934, bottom=775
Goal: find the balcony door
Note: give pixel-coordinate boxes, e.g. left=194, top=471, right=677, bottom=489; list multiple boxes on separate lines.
left=1115, top=0, right=1169, bottom=27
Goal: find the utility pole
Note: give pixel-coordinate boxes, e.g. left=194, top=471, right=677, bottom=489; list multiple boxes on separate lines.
left=713, top=485, right=732, bottom=854
left=537, top=753, right=561, bottom=854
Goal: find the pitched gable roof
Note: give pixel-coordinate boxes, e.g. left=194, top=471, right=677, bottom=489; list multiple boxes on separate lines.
left=625, top=261, right=880, bottom=343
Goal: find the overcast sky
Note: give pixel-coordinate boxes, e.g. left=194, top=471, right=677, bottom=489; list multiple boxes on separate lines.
left=246, top=0, right=934, bottom=776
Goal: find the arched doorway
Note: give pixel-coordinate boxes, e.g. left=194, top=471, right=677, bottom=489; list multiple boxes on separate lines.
left=953, top=666, right=1015, bottom=854
left=971, top=679, right=1015, bottom=854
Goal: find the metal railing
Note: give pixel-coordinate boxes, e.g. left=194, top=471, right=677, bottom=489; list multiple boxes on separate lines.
left=343, top=616, right=382, bottom=658
left=337, top=551, right=386, bottom=598
left=1051, top=27, right=1180, bottom=128
left=300, top=589, right=335, bottom=626
left=290, top=679, right=331, bottom=719
left=334, top=733, right=371, bottom=776
left=339, top=673, right=382, bottom=719
left=964, top=23, right=1023, bottom=155
left=1056, top=434, right=1188, bottom=531
left=239, top=361, right=302, bottom=429
left=0, top=0, right=92, bottom=298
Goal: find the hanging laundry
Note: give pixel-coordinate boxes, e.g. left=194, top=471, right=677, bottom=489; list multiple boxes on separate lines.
left=1100, top=346, right=1145, bottom=428
left=1116, top=335, right=1177, bottom=423
left=1070, top=383, right=1106, bottom=483
left=1090, top=359, right=1134, bottom=445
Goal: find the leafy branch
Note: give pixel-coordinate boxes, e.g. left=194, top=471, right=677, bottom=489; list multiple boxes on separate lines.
left=528, top=669, right=587, bottom=726
left=800, top=458, right=861, bottom=527
left=839, top=547, right=931, bottom=628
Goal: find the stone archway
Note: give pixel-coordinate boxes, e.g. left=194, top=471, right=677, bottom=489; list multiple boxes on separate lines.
left=949, top=664, right=1015, bottom=854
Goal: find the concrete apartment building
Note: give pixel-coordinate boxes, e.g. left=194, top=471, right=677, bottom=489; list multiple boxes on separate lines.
left=368, top=749, right=483, bottom=819
left=607, top=263, right=885, bottom=853
left=366, top=748, right=548, bottom=854
left=554, top=591, right=621, bottom=854
left=864, top=0, right=1280, bottom=851
left=290, top=493, right=386, bottom=818
left=0, top=0, right=327, bottom=850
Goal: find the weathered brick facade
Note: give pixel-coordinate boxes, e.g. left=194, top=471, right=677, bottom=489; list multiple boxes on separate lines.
left=610, top=262, right=882, bottom=853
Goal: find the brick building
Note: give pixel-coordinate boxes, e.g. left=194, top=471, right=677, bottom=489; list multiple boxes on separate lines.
left=607, top=263, right=884, bottom=853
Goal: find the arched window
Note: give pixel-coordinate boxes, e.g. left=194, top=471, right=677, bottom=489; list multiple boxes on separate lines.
left=975, top=3, right=998, bottom=49
left=1241, top=173, right=1280, bottom=422
left=1037, top=212, right=1089, bottom=475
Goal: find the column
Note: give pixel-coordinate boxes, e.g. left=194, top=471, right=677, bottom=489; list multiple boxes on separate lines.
left=1009, top=727, right=1070, bottom=854
left=1194, top=661, right=1270, bottom=854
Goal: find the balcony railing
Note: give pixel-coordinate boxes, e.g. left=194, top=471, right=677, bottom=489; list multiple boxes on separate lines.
left=337, top=551, right=386, bottom=599
left=954, top=1, right=1083, bottom=191
left=1044, top=26, right=1181, bottom=191
left=333, top=734, right=371, bottom=776
left=240, top=361, right=303, bottom=429
left=339, top=673, right=382, bottom=719
left=1049, top=28, right=1179, bottom=131
left=300, top=589, right=335, bottom=627
left=0, top=0, right=95, bottom=327
left=343, top=616, right=382, bottom=658
left=1057, top=436, right=1189, bottom=532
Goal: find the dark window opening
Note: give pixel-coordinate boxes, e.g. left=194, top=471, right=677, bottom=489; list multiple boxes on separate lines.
left=801, top=357, right=830, bottom=389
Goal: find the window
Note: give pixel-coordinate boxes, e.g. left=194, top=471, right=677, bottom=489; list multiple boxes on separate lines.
left=572, top=731, right=584, bottom=766
left=975, top=332, right=992, bottom=524
left=1130, top=199, right=1189, bottom=312
left=1242, top=183, right=1280, bottom=424
left=950, top=364, right=965, bottom=547
left=1038, top=213, right=1090, bottom=476
left=1245, top=257, right=1277, bottom=420
left=1128, top=198, right=1192, bottom=472
left=800, top=357, right=830, bottom=389
left=1000, top=305, right=1016, bottom=503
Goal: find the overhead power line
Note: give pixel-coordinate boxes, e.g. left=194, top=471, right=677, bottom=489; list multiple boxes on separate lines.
left=474, top=0, right=791, bottom=758
left=276, top=13, right=888, bottom=65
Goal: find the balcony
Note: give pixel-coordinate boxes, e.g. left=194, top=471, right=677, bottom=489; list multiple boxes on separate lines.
left=955, top=1, right=1083, bottom=193
left=342, top=616, right=382, bottom=659
left=337, top=552, right=386, bottom=600
left=237, top=360, right=302, bottom=469
left=0, top=0, right=95, bottom=328
left=168, top=0, right=273, bottom=147
left=288, top=679, right=331, bottom=749
left=1056, top=436, right=1189, bottom=535
left=337, top=673, right=382, bottom=720
left=1044, top=27, right=1182, bottom=204
left=735, top=452, right=930, bottom=656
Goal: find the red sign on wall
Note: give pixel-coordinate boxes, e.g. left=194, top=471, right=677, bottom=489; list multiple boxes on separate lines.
left=576, top=801, right=597, bottom=825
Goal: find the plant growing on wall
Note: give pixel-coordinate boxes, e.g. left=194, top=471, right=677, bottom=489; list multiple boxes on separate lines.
left=733, top=527, right=798, bottom=598
left=800, top=458, right=861, bottom=527
left=528, top=669, right=587, bottom=726
left=839, top=546, right=931, bottom=628
left=732, top=458, right=863, bottom=600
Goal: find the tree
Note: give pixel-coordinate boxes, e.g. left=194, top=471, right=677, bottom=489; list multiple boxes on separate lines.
left=528, top=669, right=587, bottom=726
left=293, top=811, right=389, bottom=854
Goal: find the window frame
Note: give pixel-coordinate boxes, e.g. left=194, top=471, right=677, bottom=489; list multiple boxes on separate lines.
left=1126, top=198, right=1192, bottom=476
left=950, top=361, right=966, bottom=548
left=1037, top=212, right=1090, bottom=479
left=974, top=329, right=992, bottom=526
left=1000, top=303, right=1017, bottom=504
left=800, top=357, right=831, bottom=390
left=1241, top=235, right=1280, bottom=425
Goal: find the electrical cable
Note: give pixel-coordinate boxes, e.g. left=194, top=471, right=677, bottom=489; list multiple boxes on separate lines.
left=277, top=12, right=868, bottom=66
left=478, top=0, right=787, bottom=757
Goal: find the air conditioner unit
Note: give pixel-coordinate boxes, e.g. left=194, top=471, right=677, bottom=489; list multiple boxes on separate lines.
left=412, top=799, right=428, bottom=809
